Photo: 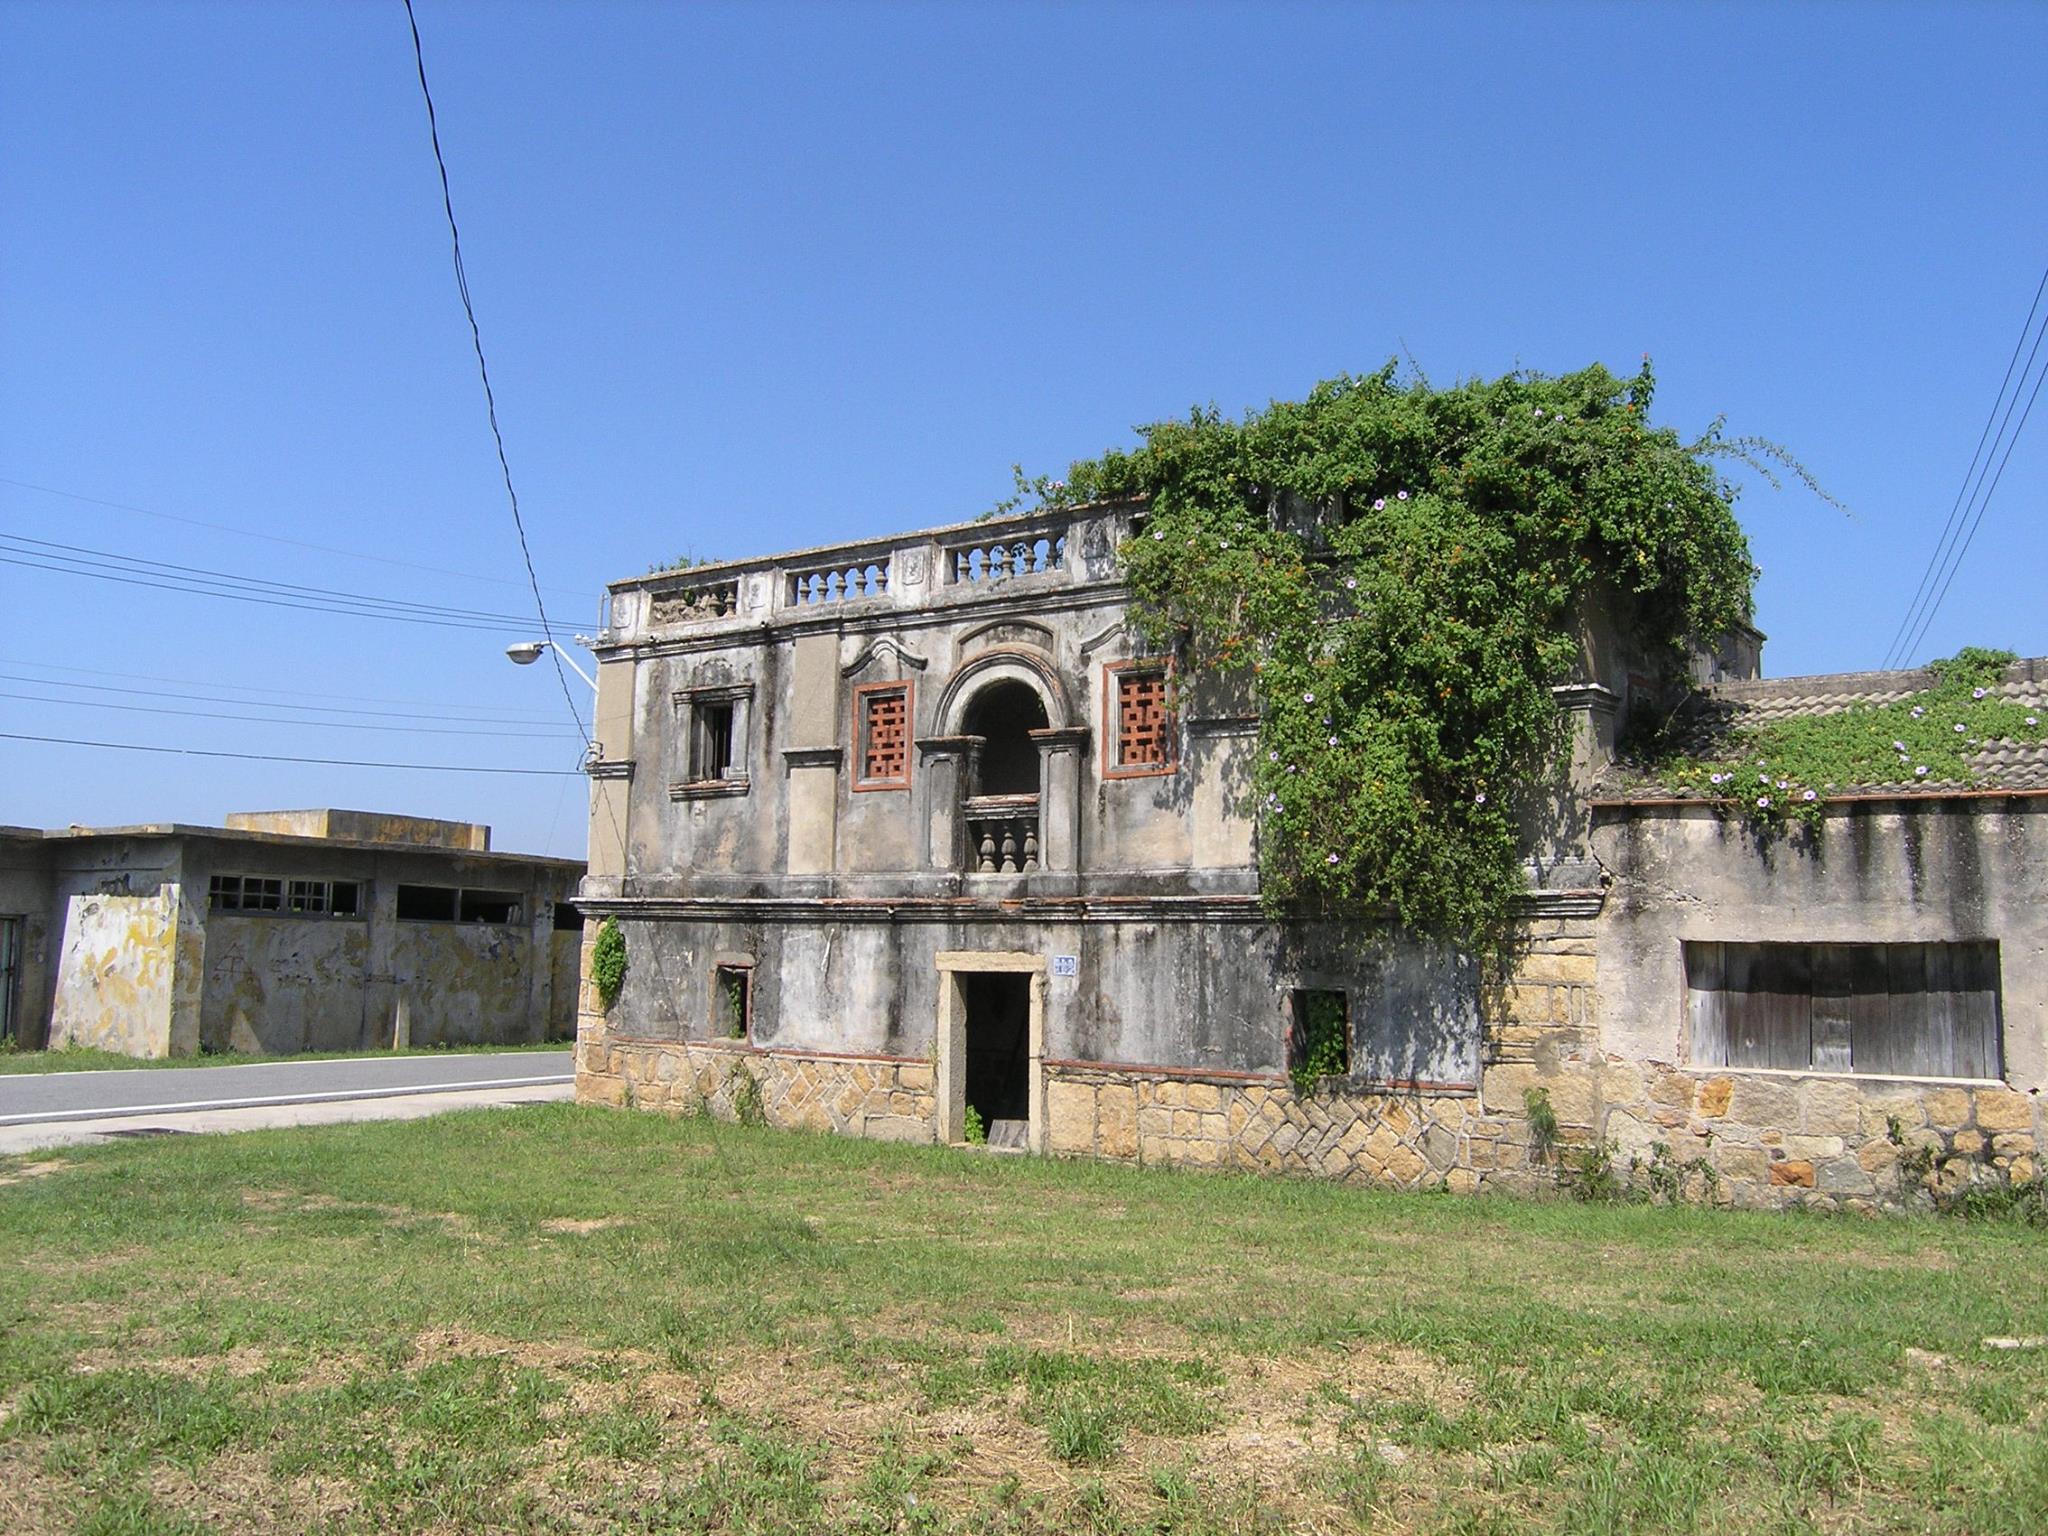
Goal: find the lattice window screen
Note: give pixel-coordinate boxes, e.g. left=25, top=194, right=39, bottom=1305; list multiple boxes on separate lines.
left=1117, top=672, right=1170, bottom=768
left=862, top=688, right=909, bottom=784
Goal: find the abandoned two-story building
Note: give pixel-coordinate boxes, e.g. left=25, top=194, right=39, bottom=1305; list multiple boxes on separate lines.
left=572, top=502, right=2045, bottom=1209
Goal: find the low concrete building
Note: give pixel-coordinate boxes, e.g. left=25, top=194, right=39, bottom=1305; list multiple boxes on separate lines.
left=0, top=811, right=583, bottom=1057
left=572, top=503, right=2045, bottom=1208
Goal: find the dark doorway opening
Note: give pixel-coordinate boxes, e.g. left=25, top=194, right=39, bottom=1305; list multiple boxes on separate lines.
left=963, top=971, right=1031, bottom=1136
left=963, top=680, right=1049, bottom=795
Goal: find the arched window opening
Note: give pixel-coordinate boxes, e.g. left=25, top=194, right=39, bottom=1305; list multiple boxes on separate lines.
left=963, top=680, right=1048, bottom=796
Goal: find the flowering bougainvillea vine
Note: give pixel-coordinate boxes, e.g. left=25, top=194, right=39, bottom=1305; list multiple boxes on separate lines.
left=1030, top=361, right=1767, bottom=945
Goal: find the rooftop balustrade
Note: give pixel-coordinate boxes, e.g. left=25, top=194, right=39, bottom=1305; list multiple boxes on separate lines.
left=604, top=504, right=1138, bottom=644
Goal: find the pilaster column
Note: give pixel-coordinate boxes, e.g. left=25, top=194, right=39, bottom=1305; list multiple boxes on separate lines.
left=916, top=735, right=983, bottom=871
left=1029, top=726, right=1090, bottom=872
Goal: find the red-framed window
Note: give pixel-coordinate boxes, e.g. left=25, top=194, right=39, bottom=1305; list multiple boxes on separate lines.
left=853, top=681, right=912, bottom=790
left=1103, top=662, right=1176, bottom=778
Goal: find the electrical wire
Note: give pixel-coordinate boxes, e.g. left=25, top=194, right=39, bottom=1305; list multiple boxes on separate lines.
left=0, top=732, right=583, bottom=775
left=402, top=0, right=588, bottom=736
left=0, top=670, right=567, bottom=725
left=0, top=532, right=551, bottom=625
left=1882, top=260, right=2048, bottom=669
left=1897, top=342, right=2048, bottom=665
left=0, top=656, right=563, bottom=715
left=0, top=474, right=595, bottom=602
left=0, top=689, right=585, bottom=739
left=0, top=552, right=552, bottom=634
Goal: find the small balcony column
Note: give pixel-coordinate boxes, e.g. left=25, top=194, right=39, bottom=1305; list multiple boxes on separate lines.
left=1028, top=726, right=1089, bottom=872
left=915, top=735, right=982, bottom=871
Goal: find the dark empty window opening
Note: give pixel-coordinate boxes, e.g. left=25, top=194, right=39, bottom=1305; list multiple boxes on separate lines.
left=1289, top=989, right=1351, bottom=1085
left=1686, top=941, right=2002, bottom=1079
left=714, top=965, right=752, bottom=1039
left=396, top=884, right=457, bottom=922
left=963, top=680, right=1048, bottom=796
left=963, top=971, right=1031, bottom=1137
left=551, top=902, right=585, bottom=931
left=694, top=701, right=737, bottom=780
left=458, top=889, right=522, bottom=925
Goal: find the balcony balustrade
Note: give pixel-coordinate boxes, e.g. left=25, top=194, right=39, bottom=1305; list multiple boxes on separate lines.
left=962, top=794, right=1041, bottom=874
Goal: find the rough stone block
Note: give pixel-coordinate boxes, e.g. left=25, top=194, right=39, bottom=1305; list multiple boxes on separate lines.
left=1516, top=952, right=1597, bottom=986
left=1797, top=1079, right=1860, bottom=1136
left=1648, top=1072, right=1696, bottom=1111
left=1715, top=1146, right=1769, bottom=1184
left=1857, top=1139, right=1901, bottom=1176
left=1952, top=1130, right=1984, bottom=1156
left=1783, top=1134, right=1845, bottom=1162
left=1974, top=1090, right=2035, bottom=1133
left=1446, top=1167, right=1479, bottom=1194
left=1183, top=1137, right=1222, bottom=1167
left=1184, top=1082, right=1222, bottom=1111
left=1697, top=1076, right=1734, bottom=1118
left=1097, top=1084, right=1138, bottom=1160
left=1383, top=1142, right=1428, bottom=1185
left=1924, top=1088, right=1973, bottom=1131
left=861, top=1114, right=932, bottom=1144
left=1768, top=1160, right=1816, bottom=1188
left=1992, top=1132, right=2036, bottom=1158
left=898, top=1063, right=933, bottom=1092
left=1047, top=1080, right=1095, bottom=1154
left=1730, top=1076, right=1801, bottom=1130
left=1137, top=1106, right=1174, bottom=1137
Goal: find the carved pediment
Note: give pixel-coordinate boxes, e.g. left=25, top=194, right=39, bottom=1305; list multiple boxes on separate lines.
left=958, top=618, right=1056, bottom=654
left=841, top=636, right=930, bottom=679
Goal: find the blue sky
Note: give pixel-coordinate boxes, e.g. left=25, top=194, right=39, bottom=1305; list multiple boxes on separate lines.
left=3, top=1, right=2043, bottom=858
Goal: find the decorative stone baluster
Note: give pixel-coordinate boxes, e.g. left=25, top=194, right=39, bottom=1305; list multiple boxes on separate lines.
left=978, top=829, right=998, bottom=873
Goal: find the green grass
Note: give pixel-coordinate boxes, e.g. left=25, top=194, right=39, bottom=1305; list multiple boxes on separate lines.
left=1, top=1105, right=2044, bottom=1533
left=0, top=1040, right=569, bottom=1074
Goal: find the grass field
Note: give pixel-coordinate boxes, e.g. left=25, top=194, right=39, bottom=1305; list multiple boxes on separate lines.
left=0, top=1041, right=570, bottom=1075
left=1, top=1105, right=2043, bottom=1535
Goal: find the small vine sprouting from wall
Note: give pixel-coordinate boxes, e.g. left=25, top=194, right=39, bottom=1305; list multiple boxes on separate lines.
left=1639, top=646, right=2045, bottom=828
left=1026, top=360, right=1787, bottom=946
left=590, top=917, right=627, bottom=1010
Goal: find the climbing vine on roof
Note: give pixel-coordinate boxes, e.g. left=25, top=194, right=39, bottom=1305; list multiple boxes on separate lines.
left=1035, top=361, right=1776, bottom=945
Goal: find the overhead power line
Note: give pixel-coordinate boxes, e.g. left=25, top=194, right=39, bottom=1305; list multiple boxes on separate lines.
left=0, top=732, right=584, bottom=775
left=1898, top=343, right=2048, bottom=666
left=402, top=0, right=589, bottom=736
left=1883, top=259, right=2048, bottom=669
left=0, top=670, right=565, bottom=725
left=0, top=688, right=584, bottom=739
left=0, top=532, right=550, bottom=627
left=0, top=656, right=562, bottom=716
left=0, top=474, right=595, bottom=603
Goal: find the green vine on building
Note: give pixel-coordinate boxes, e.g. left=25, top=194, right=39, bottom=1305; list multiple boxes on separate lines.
left=1028, top=361, right=1780, bottom=946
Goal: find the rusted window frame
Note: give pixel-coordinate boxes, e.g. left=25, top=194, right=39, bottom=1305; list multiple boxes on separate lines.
left=851, top=680, right=913, bottom=792
left=1101, top=660, right=1177, bottom=779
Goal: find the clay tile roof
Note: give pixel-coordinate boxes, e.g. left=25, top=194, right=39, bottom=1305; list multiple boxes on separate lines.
left=1605, top=657, right=2048, bottom=800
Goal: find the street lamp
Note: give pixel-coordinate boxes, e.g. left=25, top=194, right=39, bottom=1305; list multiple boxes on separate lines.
left=505, top=637, right=598, bottom=693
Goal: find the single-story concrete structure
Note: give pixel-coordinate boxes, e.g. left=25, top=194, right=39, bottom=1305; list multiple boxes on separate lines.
left=0, top=810, right=584, bottom=1057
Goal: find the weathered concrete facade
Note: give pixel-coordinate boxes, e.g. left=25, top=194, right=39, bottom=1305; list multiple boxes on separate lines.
left=0, top=812, right=583, bottom=1057
left=576, top=506, right=2047, bottom=1209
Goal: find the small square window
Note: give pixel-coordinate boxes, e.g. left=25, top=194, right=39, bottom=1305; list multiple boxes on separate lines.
left=287, top=879, right=329, bottom=914
left=1105, top=664, right=1175, bottom=777
left=714, top=965, right=752, bottom=1040
left=854, top=683, right=911, bottom=790
left=329, top=881, right=361, bottom=917
left=1289, top=989, right=1350, bottom=1084
left=243, top=878, right=283, bottom=912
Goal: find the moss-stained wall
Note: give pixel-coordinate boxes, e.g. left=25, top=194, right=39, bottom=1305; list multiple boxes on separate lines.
left=46, top=840, right=196, bottom=1058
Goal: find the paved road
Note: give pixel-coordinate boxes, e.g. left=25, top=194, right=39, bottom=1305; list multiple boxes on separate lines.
left=0, top=1050, right=574, bottom=1155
